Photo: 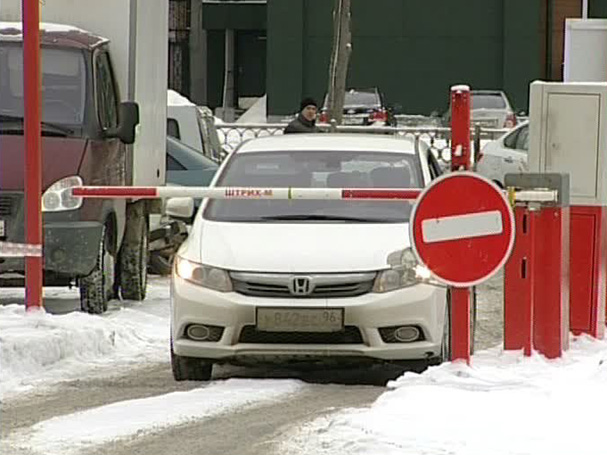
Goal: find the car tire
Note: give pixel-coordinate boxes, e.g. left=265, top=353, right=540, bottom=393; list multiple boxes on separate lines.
left=119, top=212, right=148, bottom=301
left=171, top=343, right=213, bottom=381
left=148, top=253, right=173, bottom=276
left=79, top=224, right=115, bottom=314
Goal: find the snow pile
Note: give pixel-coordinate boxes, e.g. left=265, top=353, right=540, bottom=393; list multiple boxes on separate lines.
left=14, top=379, right=303, bottom=455
left=167, top=89, right=195, bottom=107
left=282, top=336, right=607, bottom=455
left=0, top=280, right=170, bottom=399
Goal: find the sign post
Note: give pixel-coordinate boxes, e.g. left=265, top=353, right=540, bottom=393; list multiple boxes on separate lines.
left=410, top=173, right=515, bottom=364
left=449, top=85, right=473, bottom=363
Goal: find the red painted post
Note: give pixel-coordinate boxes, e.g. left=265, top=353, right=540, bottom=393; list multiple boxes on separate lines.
left=23, top=0, right=44, bottom=310
left=532, top=206, right=570, bottom=359
left=504, top=207, right=533, bottom=354
left=449, top=85, right=472, bottom=363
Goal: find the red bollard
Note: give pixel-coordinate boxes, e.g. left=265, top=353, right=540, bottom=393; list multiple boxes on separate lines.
left=504, top=174, right=570, bottom=359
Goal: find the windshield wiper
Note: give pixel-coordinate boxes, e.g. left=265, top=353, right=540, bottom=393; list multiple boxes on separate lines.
left=260, top=214, right=380, bottom=223
left=0, top=114, right=74, bottom=135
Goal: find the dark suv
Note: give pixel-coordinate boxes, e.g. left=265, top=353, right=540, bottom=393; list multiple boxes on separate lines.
left=319, top=88, right=397, bottom=127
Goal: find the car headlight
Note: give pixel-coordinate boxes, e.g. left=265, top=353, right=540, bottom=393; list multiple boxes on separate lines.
left=373, top=248, right=431, bottom=293
left=174, top=256, right=233, bottom=292
left=42, top=176, right=83, bottom=212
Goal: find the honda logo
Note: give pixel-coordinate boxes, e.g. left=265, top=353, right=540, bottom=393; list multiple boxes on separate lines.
left=289, top=276, right=313, bottom=296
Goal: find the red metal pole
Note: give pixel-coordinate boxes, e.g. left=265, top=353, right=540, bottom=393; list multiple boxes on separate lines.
left=449, top=85, right=472, bottom=364
left=23, top=0, right=43, bottom=310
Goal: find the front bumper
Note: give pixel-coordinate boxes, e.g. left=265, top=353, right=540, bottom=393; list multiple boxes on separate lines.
left=171, top=276, right=447, bottom=363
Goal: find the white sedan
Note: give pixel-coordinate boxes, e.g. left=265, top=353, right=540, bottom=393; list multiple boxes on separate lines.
left=170, top=134, right=450, bottom=381
left=476, top=122, right=529, bottom=187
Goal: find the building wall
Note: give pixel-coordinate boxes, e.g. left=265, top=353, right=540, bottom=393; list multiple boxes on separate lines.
left=267, top=0, right=546, bottom=116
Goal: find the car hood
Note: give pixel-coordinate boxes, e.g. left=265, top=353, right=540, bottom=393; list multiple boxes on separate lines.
left=0, top=136, right=87, bottom=190
left=192, top=221, right=410, bottom=273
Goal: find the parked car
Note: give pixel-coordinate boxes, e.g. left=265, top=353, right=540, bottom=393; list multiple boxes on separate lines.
left=167, top=90, right=225, bottom=161
left=148, top=137, right=220, bottom=275
left=170, top=133, right=456, bottom=381
left=476, top=122, right=529, bottom=187
left=442, top=90, right=518, bottom=129
left=166, top=136, right=219, bottom=192
left=319, top=88, right=397, bottom=126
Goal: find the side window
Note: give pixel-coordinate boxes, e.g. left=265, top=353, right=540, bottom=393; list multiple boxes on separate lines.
left=167, top=118, right=181, bottom=139
left=167, top=153, right=186, bottom=171
left=515, top=126, right=529, bottom=152
left=427, top=151, right=442, bottom=180
left=503, top=128, right=520, bottom=149
left=94, top=52, right=119, bottom=130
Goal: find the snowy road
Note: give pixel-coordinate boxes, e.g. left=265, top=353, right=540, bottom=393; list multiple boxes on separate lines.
left=1, top=274, right=503, bottom=455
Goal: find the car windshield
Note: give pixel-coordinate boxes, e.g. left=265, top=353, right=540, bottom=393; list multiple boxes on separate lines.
left=0, top=44, right=86, bottom=126
left=204, top=150, right=423, bottom=223
left=472, top=94, right=507, bottom=110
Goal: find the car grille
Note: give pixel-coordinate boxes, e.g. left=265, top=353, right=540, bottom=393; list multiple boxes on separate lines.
left=0, top=196, right=14, bottom=216
left=230, top=272, right=376, bottom=299
left=238, top=326, right=364, bottom=344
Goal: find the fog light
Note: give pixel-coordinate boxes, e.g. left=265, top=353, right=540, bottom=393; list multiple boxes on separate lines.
left=186, top=325, right=211, bottom=341
left=394, top=326, right=421, bottom=343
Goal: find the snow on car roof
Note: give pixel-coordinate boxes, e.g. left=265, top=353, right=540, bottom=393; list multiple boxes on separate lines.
left=236, top=134, right=418, bottom=154
left=0, top=21, right=108, bottom=48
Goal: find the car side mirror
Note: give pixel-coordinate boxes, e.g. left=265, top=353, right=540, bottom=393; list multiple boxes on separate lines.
left=107, top=102, right=140, bottom=144
left=165, top=197, right=194, bottom=220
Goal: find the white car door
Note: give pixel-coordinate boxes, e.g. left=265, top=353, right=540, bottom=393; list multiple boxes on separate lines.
left=477, top=123, right=528, bottom=186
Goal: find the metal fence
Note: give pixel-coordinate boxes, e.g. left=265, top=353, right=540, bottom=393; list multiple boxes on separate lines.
left=216, top=123, right=510, bottom=166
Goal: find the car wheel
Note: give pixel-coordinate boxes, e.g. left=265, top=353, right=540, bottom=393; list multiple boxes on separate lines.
left=171, top=342, right=213, bottom=381
left=119, top=213, right=148, bottom=301
left=79, top=224, right=114, bottom=314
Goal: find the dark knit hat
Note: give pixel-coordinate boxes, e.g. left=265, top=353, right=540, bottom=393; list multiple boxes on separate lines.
left=300, top=97, right=318, bottom=111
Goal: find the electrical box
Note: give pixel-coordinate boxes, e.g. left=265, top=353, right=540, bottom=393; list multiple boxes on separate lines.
left=564, top=19, right=607, bottom=83
left=529, top=81, right=607, bottom=206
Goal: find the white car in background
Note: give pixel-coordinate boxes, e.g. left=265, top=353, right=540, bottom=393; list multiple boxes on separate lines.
left=476, top=122, right=529, bottom=187
left=170, top=134, right=451, bottom=381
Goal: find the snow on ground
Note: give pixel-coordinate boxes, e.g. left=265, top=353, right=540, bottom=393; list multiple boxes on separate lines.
left=9, top=379, right=303, bottom=455
left=0, top=278, right=170, bottom=400
left=281, top=335, right=607, bottom=455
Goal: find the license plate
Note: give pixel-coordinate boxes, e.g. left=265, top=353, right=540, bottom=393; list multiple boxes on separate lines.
left=256, top=308, right=344, bottom=332
left=343, top=117, right=364, bottom=125
left=0, top=220, right=5, bottom=237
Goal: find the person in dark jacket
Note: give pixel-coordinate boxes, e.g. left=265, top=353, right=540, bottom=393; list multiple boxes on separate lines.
left=284, top=97, right=319, bottom=134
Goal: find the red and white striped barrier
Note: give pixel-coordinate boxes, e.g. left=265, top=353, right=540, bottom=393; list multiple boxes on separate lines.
left=0, top=241, right=43, bottom=258
left=71, top=186, right=423, bottom=201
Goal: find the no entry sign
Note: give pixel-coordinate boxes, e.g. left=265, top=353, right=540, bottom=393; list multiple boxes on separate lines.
left=410, top=172, right=515, bottom=287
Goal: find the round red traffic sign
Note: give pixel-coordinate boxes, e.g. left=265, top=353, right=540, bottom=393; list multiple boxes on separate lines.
left=410, top=172, right=515, bottom=287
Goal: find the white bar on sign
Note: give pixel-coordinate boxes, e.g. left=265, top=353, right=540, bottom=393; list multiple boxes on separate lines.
left=422, top=210, right=503, bottom=244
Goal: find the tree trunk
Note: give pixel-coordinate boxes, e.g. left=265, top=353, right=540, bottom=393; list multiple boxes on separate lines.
left=326, top=0, right=352, bottom=127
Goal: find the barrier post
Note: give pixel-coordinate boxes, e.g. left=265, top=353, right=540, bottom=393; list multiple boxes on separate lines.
left=504, top=174, right=570, bottom=359
left=23, top=0, right=44, bottom=310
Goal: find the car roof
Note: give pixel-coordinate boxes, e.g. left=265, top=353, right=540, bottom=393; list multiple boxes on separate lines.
left=0, top=22, right=108, bottom=49
left=236, top=134, right=418, bottom=155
